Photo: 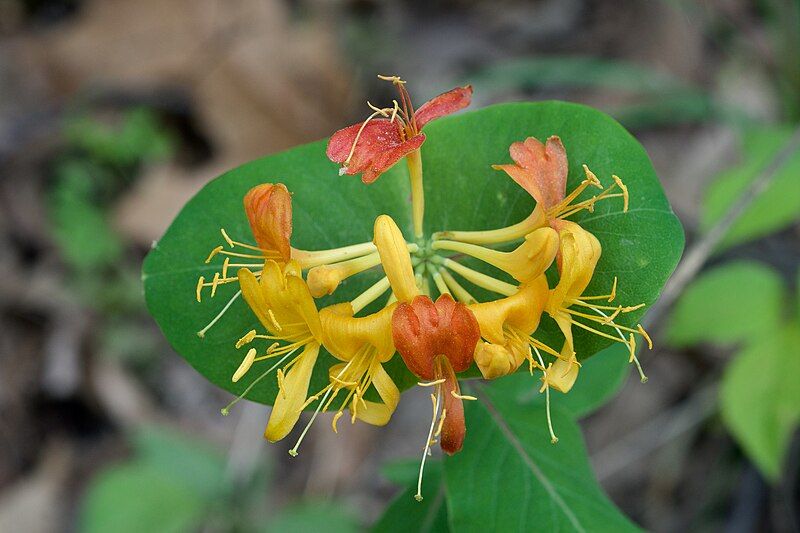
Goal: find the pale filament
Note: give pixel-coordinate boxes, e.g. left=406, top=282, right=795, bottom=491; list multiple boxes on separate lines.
left=435, top=257, right=517, bottom=297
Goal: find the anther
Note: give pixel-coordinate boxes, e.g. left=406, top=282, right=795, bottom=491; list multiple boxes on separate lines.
left=196, top=276, right=205, bottom=303
left=220, top=228, right=234, bottom=248
left=236, top=330, right=257, bottom=349
left=267, top=309, right=283, bottom=331
left=451, top=391, right=477, bottom=401
left=205, top=246, right=223, bottom=263
left=233, top=348, right=257, bottom=383
left=613, top=175, right=629, bottom=212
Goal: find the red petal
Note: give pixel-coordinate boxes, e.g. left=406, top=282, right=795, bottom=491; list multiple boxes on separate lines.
left=495, top=136, right=568, bottom=211
left=243, top=183, right=292, bottom=261
left=440, top=360, right=466, bottom=455
left=414, top=85, right=473, bottom=129
left=326, top=119, right=425, bottom=184
left=391, top=294, right=480, bottom=379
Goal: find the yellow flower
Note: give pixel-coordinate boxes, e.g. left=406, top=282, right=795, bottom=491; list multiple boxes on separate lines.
left=469, top=276, right=551, bottom=379
left=544, top=220, right=651, bottom=392
left=234, top=260, right=324, bottom=443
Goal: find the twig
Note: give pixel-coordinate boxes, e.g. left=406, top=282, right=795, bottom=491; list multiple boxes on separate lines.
left=644, top=126, right=800, bottom=328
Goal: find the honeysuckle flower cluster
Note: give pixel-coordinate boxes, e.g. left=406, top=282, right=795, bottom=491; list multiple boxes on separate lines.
left=194, top=75, right=651, bottom=501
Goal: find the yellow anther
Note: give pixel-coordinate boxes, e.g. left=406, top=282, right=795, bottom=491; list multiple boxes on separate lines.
left=638, top=324, right=653, bottom=350
left=582, top=164, right=603, bottom=188
left=266, top=342, right=280, bottom=354
left=613, top=175, right=629, bottom=212
left=377, top=74, right=406, bottom=84
left=233, top=348, right=257, bottom=383
left=450, top=391, right=477, bottom=401
left=220, top=228, right=234, bottom=248
left=210, top=272, right=221, bottom=297
left=235, top=329, right=257, bottom=349
left=434, top=408, right=447, bottom=437
left=627, top=333, right=637, bottom=363
left=195, top=276, right=205, bottom=302
left=418, top=378, right=446, bottom=387
left=332, top=411, right=344, bottom=433
left=205, top=246, right=223, bottom=263
left=609, top=277, right=618, bottom=302
left=221, top=257, right=231, bottom=278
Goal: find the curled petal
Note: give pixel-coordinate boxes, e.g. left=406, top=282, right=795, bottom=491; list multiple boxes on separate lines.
left=547, top=220, right=602, bottom=310
left=474, top=342, right=522, bottom=380
left=391, top=294, right=480, bottom=380
left=414, top=85, right=473, bottom=129
left=493, top=136, right=568, bottom=212
left=264, top=343, right=320, bottom=442
left=326, top=119, right=425, bottom=184
left=469, top=275, right=549, bottom=345
left=543, top=355, right=580, bottom=394
left=243, top=183, right=292, bottom=262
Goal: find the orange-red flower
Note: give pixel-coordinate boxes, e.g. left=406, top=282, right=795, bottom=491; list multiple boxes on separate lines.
left=392, top=294, right=480, bottom=454
left=327, top=82, right=472, bottom=183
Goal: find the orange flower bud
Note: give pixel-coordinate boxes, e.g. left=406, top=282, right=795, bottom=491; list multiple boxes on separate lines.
left=243, top=183, right=292, bottom=262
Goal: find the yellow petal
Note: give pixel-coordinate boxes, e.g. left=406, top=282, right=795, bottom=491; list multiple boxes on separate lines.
left=264, top=343, right=320, bottom=442
left=474, top=342, right=520, bottom=379
left=469, top=275, right=549, bottom=343
left=373, top=215, right=418, bottom=302
left=320, top=303, right=396, bottom=363
left=544, top=357, right=579, bottom=393
left=351, top=362, right=400, bottom=426
left=548, top=221, right=602, bottom=309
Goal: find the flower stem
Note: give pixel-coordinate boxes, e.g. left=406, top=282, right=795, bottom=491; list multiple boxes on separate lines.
left=406, top=149, right=424, bottom=240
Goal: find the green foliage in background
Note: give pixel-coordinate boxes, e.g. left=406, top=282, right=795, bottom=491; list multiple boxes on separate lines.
left=80, top=425, right=358, bottom=533
left=667, top=261, right=800, bottom=481
left=701, top=127, right=800, bottom=250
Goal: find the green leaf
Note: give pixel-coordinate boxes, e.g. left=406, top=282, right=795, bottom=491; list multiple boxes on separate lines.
left=265, top=502, right=358, bottom=533
left=665, top=261, right=784, bottom=347
left=50, top=160, right=122, bottom=271
left=701, top=126, right=800, bottom=249
left=444, top=388, right=639, bottom=532
left=79, top=464, right=205, bottom=533
left=372, top=462, right=449, bottom=533
left=467, top=57, right=721, bottom=128
left=486, top=343, right=632, bottom=419
left=720, top=324, right=800, bottom=480
left=143, top=101, right=683, bottom=406
left=132, top=425, right=228, bottom=499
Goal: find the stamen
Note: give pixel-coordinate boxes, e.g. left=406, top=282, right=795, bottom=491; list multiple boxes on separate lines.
left=332, top=410, right=344, bottom=433
left=236, top=329, right=257, bottom=348
left=415, top=390, right=441, bottom=502
left=432, top=209, right=545, bottom=246
left=344, top=109, right=395, bottom=166
left=196, top=276, right=205, bottom=303
left=450, top=391, right=477, bottom=401
left=197, top=290, right=242, bottom=338
left=232, top=348, right=257, bottom=382
left=220, top=228, right=235, bottom=248
left=588, top=306, right=648, bottom=383
left=533, top=346, right=558, bottom=444
left=638, top=324, right=653, bottom=350
left=205, top=246, right=223, bottom=263
left=613, top=175, right=629, bottom=212
left=418, top=378, right=446, bottom=387
left=219, top=345, right=301, bottom=415
left=288, top=360, right=354, bottom=457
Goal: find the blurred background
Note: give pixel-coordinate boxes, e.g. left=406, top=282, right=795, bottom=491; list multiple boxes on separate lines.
left=1, top=0, right=799, bottom=531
